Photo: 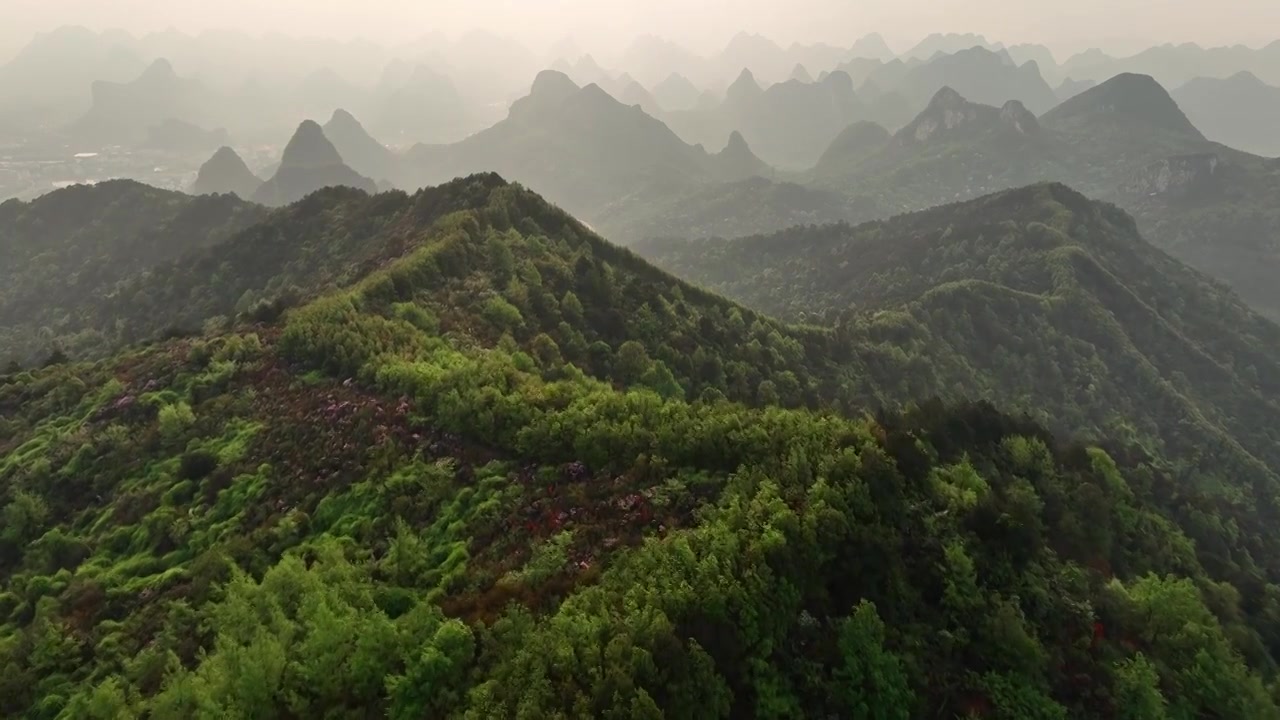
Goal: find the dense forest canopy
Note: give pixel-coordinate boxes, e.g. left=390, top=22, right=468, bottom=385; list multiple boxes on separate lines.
left=3, top=176, right=1280, bottom=717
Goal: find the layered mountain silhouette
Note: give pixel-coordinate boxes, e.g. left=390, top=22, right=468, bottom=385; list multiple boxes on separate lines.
left=1060, top=41, right=1280, bottom=89
left=666, top=69, right=866, bottom=169
left=252, top=120, right=377, bottom=206
left=652, top=72, right=701, bottom=111
left=861, top=47, right=1059, bottom=115
left=901, top=33, right=1000, bottom=60
left=66, top=58, right=217, bottom=146
left=805, top=73, right=1280, bottom=320
left=403, top=70, right=770, bottom=222
left=192, top=146, right=263, bottom=199
left=1173, top=72, right=1280, bottom=157
left=368, top=62, right=480, bottom=145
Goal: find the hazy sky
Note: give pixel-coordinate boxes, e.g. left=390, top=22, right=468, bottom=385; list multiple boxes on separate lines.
left=3, top=0, right=1278, bottom=60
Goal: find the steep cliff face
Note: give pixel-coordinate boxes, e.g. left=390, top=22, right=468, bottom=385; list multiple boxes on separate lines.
left=1122, top=153, right=1221, bottom=198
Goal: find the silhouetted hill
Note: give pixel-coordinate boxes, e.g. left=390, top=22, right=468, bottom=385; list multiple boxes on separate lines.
left=369, top=62, right=479, bottom=145
left=192, top=146, right=262, bottom=199
left=652, top=72, right=701, bottom=111
left=66, top=58, right=216, bottom=146
left=252, top=120, right=377, bottom=206
left=1042, top=72, right=1205, bottom=140
left=403, top=71, right=770, bottom=224
left=667, top=70, right=865, bottom=169
left=864, top=47, right=1059, bottom=114
left=901, top=33, right=998, bottom=60
left=812, top=120, right=892, bottom=175
left=323, top=109, right=401, bottom=183
left=1173, top=72, right=1280, bottom=157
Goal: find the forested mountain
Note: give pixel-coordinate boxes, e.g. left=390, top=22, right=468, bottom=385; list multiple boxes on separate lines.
left=1173, top=72, right=1280, bottom=157
left=252, top=120, right=377, bottom=207
left=639, top=182, right=1280, bottom=495
left=0, top=181, right=265, bottom=363
left=5, top=175, right=1280, bottom=718
left=809, top=74, right=1280, bottom=320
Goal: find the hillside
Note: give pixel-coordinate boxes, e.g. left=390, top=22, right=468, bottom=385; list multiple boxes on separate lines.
left=3, top=176, right=1280, bottom=718
left=809, top=75, right=1280, bottom=321
left=639, top=182, right=1280, bottom=492
left=0, top=181, right=265, bottom=364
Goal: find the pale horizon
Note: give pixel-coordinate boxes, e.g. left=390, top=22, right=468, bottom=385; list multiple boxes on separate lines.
left=3, top=0, right=1279, bottom=65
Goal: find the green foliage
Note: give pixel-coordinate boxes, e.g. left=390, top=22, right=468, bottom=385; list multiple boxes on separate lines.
left=2, top=174, right=1280, bottom=720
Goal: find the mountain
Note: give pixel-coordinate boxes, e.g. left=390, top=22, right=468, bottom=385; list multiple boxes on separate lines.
left=369, top=63, right=480, bottom=145
left=1060, top=41, right=1280, bottom=89
left=0, top=25, right=148, bottom=123
left=805, top=75, right=1280, bottom=321
left=652, top=72, right=701, bottom=111
left=1041, top=72, right=1205, bottom=141
left=403, top=71, right=769, bottom=224
left=3, top=176, right=1280, bottom=719
left=900, top=32, right=998, bottom=60
left=638, top=182, right=1280, bottom=502
left=812, top=120, right=892, bottom=175
left=789, top=63, right=813, bottom=83
left=65, top=58, right=217, bottom=146
left=616, top=79, right=664, bottom=117
left=0, top=180, right=264, bottom=362
left=1006, top=43, right=1061, bottom=83
left=1055, top=77, right=1096, bottom=101
left=322, top=109, right=402, bottom=183
left=863, top=46, right=1060, bottom=115
left=192, top=146, right=263, bottom=199
left=252, top=120, right=377, bottom=207
left=849, top=32, right=895, bottom=60
left=667, top=70, right=864, bottom=170
left=1173, top=72, right=1280, bottom=157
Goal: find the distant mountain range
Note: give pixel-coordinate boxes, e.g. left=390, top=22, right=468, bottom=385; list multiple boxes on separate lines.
left=404, top=70, right=770, bottom=221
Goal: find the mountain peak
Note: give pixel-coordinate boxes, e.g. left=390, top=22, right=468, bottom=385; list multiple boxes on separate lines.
left=999, top=99, right=1040, bottom=135
left=327, top=108, right=361, bottom=130
left=726, top=68, right=762, bottom=103
left=790, top=63, right=813, bottom=83
left=192, top=146, right=261, bottom=198
left=1043, top=73, right=1204, bottom=139
left=926, top=86, right=969, bottom=109
left=530, top=69, right=581, bottom=99
left=712, top=130, right=770, bottom=180
left=140, top=57, right=176, bottom=82
left=279, top=120, right=344, bottom=170
left=898, top=88, right=997, bottom=144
